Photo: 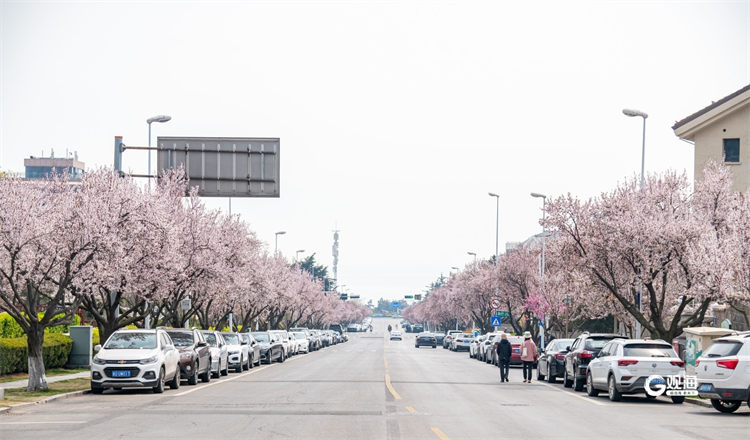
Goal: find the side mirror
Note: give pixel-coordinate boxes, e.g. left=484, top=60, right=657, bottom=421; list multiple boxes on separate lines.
left=241, top=341, right=248, bottom=345
left=197, top=341, right=208, bottom=347
left=566, top=346, right=571, bottom=351
left=94, top=344, right=102, bottom=353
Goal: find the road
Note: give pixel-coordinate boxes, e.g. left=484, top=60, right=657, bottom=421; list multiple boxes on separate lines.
left=1, top=318, right=748, bottom=439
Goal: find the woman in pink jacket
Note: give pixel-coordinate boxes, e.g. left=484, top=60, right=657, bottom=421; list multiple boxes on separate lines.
left=521, top=331, right=538, bottom=383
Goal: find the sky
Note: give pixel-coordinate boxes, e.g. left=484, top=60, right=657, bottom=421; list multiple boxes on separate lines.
left=1, top=0, right=749, bottom=304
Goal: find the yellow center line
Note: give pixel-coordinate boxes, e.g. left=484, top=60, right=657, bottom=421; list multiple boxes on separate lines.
left=384, top=358, right=389, bottom=369
left=431, top=427, right=450, bottom=440
left=385, top=373, right=402, bottom=400
left=405, top=406, right=416, bottom=413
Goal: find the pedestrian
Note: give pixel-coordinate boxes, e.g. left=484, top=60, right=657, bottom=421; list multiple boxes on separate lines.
left=387, top=324, right=392, bottom=332
left=496, top=333, right=511, bottom=383
left=521, top=331, right=538, bottom=383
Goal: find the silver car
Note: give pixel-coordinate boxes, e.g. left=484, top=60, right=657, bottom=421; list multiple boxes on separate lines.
left=200, top=330, right=229, bottom=378
left=240, top=333, right=261, bottom=368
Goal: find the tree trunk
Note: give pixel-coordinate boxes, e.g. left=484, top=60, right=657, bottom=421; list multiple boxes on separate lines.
left=27, top=327, right=48, bottom=392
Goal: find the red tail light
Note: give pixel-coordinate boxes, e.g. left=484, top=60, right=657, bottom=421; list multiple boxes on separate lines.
left=695, top=360, right=700, bottom=367
left=580, top=350, right=594, bottom=359
left=555, top=353, right=566, bottom=360
left=617, top=359, right=638, bottom=366
left=717, top=359, right=739, bottom=370
left=670, top=360, right=685, bottom=367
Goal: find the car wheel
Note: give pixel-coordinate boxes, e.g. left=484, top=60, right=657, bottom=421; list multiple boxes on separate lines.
left=279, top=351, right=286, bottom=363
left=563, top=369, right=573, bottom=388
left=432, top=345, right=436, bottom=349
left=711, top=399, right=742, bottom=413
left=153, top=367, right=165, bottom=394
left=221, top=359, right=228, bottom=376
left=537, top=365, right=545, bottom=381
left=670, top=396, right=685, bottom=404
left=201, top=360, right=211, bottom=382
left=188, top=362, right=198, bottom=385
left=586, top=372, right=599, bottom=397
left=169, top=367, right=180, bottom=390
left=547, top=366, right=557, bottom=383
left=573, top=373, right=584, bottom=391
left=91, top=383, right=104, bottom=394
left=607, top=375, right=621, bottom=402
left=249, top=354, right=254, bottom=369
left=415, top=345, right=419, bottom=348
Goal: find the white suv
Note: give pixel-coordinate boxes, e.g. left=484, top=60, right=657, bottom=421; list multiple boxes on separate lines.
left=696, top=333, right=750, bottom=413
left=585, top=339, right=686, bottom=403
left=91, top=329, right=180, bottom=394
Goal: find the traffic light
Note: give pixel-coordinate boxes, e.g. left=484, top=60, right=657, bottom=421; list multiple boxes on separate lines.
left=404, top=295, right=414, bottom=299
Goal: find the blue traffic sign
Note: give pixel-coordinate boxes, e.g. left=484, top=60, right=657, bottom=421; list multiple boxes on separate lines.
left=391, top=301, right=401, bottom=309
left=490, top=316, right=502, bottom=327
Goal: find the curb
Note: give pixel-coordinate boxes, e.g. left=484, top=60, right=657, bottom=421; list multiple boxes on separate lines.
left=0, top=389, right=90, bottom=415
left=684, top=397, right=712, bottom=408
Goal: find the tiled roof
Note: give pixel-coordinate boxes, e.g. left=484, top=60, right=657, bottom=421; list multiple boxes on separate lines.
left=672, top=83, right=750, bottom=130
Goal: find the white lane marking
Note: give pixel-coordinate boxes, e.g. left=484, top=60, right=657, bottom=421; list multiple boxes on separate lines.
left=536, top=381, right=607, bottom=406
left=0, top=421, right=87, bottom=425
left=173, top=365, right=271, bottom=396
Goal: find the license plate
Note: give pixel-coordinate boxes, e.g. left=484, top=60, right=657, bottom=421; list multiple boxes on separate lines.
left=699, top=384, right=712, bottom=391
left=649, top=378, right=665, bottom=385
left=514, top=349, right=520, bottom=353
left=112, top=370, right=131, bottom=378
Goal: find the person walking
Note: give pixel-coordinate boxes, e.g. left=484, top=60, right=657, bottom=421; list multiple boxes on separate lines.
left=521, top=331, right=538, bottom=383
left=496, top=333, right=512, bottom=382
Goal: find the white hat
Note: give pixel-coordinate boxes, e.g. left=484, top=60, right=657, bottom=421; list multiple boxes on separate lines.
left=523, top=331, right=532, bottom=339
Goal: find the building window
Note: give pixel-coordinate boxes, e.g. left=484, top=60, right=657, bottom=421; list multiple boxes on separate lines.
left=723, top=138, right=740, bottom=163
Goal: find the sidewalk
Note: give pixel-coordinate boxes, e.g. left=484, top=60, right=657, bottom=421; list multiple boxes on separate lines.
left=0, top=371, right=90, bottom=390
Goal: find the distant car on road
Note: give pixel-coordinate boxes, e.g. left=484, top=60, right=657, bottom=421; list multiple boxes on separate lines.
left=390, top=331, right=403, bottom=341
left=253, top=331, right=285, bottom=363
left=201, top=330, right=229, bottom=378
left=415, top=332, right=437, bottom=348
left=450, top=334, right=473, bottom=351
left=696, top=333, right=750, bottom=413
left=239, top=332, right=260, bottom=368
left=443, top=330, right=464, bottom=349
left=536, top=338, right=574, bottom=383
left=221, top=332, right=250, bottom=372
left=585, top=339, right=685, bottom=403
left=92, top=328, right=181, bottom=394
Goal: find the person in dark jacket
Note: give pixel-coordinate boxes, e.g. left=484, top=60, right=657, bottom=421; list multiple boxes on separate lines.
left=496, top=333, right=512, bottom=382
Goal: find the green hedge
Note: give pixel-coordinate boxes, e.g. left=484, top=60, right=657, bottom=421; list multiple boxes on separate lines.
left=0, top=313, right=82, bottom=338
left=0, top=333, right=73, bottom=375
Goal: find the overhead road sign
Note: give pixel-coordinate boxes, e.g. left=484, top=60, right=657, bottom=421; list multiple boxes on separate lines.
left=391, top=301, right=401, bottom=309
left=156, top=136, right=280, bottom=197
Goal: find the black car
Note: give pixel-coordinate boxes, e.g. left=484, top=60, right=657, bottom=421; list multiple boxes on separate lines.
left=165, top=328, right=212, bottom=385
left=251, top=331, right=285, bottom=364
left=563, top=332, right=627, bottom=391
left=415, top=333, right=437, bottom=348
left=432, top=332, right=446, bottom=346
left=536, top=338, right=574, bottom=383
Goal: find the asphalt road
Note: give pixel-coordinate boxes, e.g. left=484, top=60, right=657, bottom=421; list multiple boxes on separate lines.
left=1, top=318, right=748, bottom=440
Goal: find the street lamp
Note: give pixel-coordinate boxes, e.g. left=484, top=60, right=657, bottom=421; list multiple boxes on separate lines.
left=623, top=108, right=648, bottom=339
left=296, top=249, right=305, bottom=261
left=467, top=251, right=477, bottom=263
left=274, top=231, right=286, bottom=255
left=531, top=192, right=547, bottom=346
left=488, top=192, right=500, bottom=330
left=146, top=115, right=171, bottom=190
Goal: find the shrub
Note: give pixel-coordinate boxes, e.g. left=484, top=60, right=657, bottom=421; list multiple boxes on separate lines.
left=0, top=333, right=74, bottom=375
left=0, top=312, right=82, bottom=338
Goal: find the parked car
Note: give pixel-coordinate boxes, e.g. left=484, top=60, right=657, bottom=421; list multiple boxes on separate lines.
left=443, top=330, right=464, bottom=349
left=450, top=334, right=474, bottom=351
left=479, top=333, right=502, bottom=362
left=252, top=331, right=284, bottom=363
left=92, top=328, right=180, bottom=394
left=508, top=336, right=526, bottom=365
left=221, top=332, right=250, bottom=372
left=536, top=338, right=574, bottom=383
left=390, top=330, right=403, bottom=341
left=200, top=330, right=229, bottom=378
left=432, top=332, right=446, bottom=346
left=165, top=328, right=212, bottom=385
left=346, top=324, right=360, bottom=332
left=329, top=324, right=344, bottom=335
left=239, top=332, right=260, bottom=368
left=415, top=332, right=437, bottom=348
left=291, top=331, right=310, bottom=353
left=564, top=332, right=627, bottom=391
left=585, top=339, right=685, bottom=403
left=469, top=335, right=485, bottom=358
left=696, top=333, right=750, bottom=413
left=270, top=330, right=293, bottom=358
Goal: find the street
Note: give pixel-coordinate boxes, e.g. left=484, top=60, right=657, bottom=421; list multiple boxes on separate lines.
left=0, top=318, right=747, bottom=440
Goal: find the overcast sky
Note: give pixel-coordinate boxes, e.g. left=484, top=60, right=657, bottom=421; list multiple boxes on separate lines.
left=2, top=0, right=749, bottom=304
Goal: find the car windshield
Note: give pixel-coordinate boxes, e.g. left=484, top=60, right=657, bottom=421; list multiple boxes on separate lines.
left=203, top=333, right=218, bottom=347
left=253, top=333, right=271, bottom=343
left=584, top=338, right=612, bottom=350
left=704, top=341, right=742, bottom=358
left=223, top=334, right=239, bottom=345
left=623, top=344, right=676, bottom=357
left=293, top=332, right=306, bottom=339
left=167, top=332, right=194, bottom=347
left=104, top=332, right=157, bottom=349
left=554, top=339, right=574, bottom=351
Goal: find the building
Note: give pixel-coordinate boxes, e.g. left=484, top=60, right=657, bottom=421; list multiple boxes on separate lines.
left=24, top=150, right=85, bottom=180
left=672, top=83, right=750, bottom=192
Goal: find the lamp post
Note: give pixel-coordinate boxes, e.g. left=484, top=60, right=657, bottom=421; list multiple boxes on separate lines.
left=467, top=251, right=477, bottom=263
left=274, top=231, right=286, bottom=255
left=146, top=115, right=171, bottom=190
left=488, top=192, right=500, bottom=331
left=623, top=108, right=648, bottom=339
left=531, top=192, right=547, bottom=347
left=296, top=249, right=305, bottom=261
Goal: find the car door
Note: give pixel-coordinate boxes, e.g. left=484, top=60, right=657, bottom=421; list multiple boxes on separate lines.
left=162, top=333, right=178, bottom=378
left=591, top=342, right=611, bottom=387
left=195, top=331, right=209, bottom=370
left=566, top=338, right=580, bottom=376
